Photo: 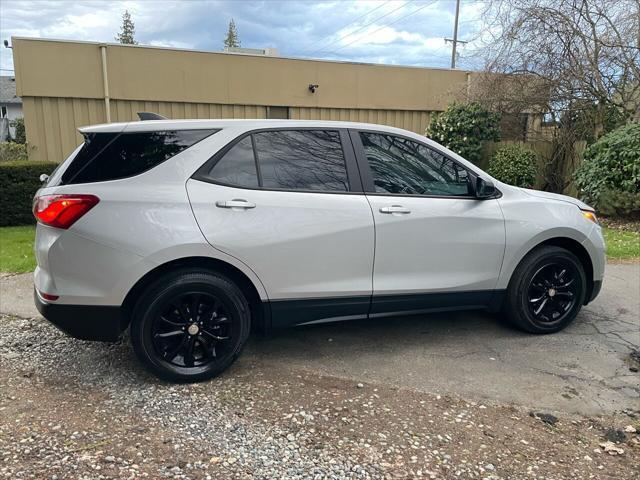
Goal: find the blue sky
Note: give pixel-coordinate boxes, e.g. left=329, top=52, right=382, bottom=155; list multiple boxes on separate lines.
left=0, top=0, right=486, bottom=75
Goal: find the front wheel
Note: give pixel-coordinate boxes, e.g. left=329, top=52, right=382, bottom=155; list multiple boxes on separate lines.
left=503, top=246, right=586, bottom=334
left=130, top=269, right=251, bottom=382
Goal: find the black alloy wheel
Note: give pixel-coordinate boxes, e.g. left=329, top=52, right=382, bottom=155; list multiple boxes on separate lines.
left=131, top=270, right=251, bottom=382
left=504, top=246, right=586, bottom=334
left=151, top=292, right=234, bottom=369
left=526, top=263, right=579, bottom=325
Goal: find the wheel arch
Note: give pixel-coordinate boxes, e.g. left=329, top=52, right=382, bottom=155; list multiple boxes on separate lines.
left=121, top=256, right=268, bottom=332
left=513, top=237, right=595, bottom=305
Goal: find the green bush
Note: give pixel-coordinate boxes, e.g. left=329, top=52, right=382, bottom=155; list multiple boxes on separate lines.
left=487, top=144, right=538, bottom=188
left=0, top=161, right=59, bottom=226
left=574, top=122, right=640, bottom=217
left=0, top=142, right=28, bottom=162
left=427, top=102, right=501, bottom=164
left=11, top=117, right=26, bottom=144
left=595, top=190, right=640, bottom=218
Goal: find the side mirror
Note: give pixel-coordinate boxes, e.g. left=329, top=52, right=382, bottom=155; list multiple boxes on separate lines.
left=39, top=173, right=50, bottom=183
left=474, top=176, right=496, bottom=199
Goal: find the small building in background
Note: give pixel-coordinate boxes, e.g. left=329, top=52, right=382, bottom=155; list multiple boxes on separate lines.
left=0, top=76, right=23, bottom=140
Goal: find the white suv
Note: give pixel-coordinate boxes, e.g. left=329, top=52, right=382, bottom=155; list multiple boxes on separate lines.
left=33, top=119, right=605, bottom=382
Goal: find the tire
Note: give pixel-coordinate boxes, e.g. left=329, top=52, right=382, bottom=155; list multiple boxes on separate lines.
left=503, top=246, right=586, bottom=334
left=130, top=269, right=251, bottom=382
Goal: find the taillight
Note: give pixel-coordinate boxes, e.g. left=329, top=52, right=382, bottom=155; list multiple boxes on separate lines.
left=33, top=194, right=99, bottom=229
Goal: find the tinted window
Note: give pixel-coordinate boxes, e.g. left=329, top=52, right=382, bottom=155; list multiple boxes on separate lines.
left=59, top=129, right=215, bottom=185
left=204, top=136, right=259, bottom=188
left=360, top=132, right=471, bottom=196
left=254, top=130, right=349, bottom=191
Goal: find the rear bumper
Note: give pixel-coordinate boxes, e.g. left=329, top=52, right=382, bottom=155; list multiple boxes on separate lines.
left=34, top=289, right=126, bottom=342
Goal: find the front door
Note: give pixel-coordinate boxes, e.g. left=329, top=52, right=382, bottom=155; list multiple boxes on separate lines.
left=187, top=128, right=375, bottom=326
left=351, top=130, right=505, bottom=316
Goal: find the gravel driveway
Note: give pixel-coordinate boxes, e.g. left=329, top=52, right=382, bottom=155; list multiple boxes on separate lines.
left=1, top=263, right=639, bottom=479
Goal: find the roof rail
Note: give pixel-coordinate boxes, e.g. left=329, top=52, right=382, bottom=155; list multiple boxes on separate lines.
left=137, top=112, right=167, bottom=121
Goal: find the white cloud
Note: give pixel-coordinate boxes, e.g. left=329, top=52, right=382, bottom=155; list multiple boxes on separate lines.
left=0, top=0, right=486, bottom=74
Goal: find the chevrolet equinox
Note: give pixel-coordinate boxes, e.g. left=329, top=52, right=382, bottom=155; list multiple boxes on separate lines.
left=33, top=119, right=605, bottom=382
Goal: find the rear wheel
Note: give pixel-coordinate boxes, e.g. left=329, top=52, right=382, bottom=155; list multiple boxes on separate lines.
left=503, top=246, right=586, bottom=333
left=130, top=269, right=250, bottom=382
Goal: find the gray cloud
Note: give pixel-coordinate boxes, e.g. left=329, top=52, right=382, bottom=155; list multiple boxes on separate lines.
left=0, top=0, right=485, bottom=74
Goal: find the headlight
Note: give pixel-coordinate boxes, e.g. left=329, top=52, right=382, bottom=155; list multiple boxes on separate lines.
left=581, top=209, right=599, bottom=224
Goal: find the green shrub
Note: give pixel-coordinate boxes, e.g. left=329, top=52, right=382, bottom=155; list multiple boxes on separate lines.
left=0, top=161, right=59, bottom=226
left=427, top=102, right=501, bottom=164
left=595, top=190, right=640, bottom=218
left=11, top=117, right=26, bottom=144
left=487, top=144, right=538, bottom=188
left=574, top=122, right=640, bottom=217
left=0, top=142, right=28, bottom=162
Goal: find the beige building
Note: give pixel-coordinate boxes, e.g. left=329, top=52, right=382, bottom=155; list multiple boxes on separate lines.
left=13, top=37, right=485, bottom=162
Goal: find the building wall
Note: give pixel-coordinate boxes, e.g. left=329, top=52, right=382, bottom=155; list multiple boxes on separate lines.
left=13, top=38, right=474, bottom=162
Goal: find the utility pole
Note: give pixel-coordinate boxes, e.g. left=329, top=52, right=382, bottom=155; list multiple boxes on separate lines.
left=444, top=0, right=467, bottom=69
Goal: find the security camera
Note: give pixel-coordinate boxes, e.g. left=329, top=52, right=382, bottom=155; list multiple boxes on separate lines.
left=308, top=84, right=319, bottom=93
left=3, top=40, right=9, bottom=48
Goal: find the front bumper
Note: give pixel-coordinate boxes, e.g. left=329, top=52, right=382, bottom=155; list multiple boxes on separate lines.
left=586, top=280, right=603, bottom=305
left=34, top=289, right=126, bottom=342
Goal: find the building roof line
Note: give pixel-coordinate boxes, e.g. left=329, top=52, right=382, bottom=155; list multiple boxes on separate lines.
left=10, top=36, right=475, bottom=74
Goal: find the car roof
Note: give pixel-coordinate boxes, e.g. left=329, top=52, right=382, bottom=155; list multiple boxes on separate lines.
left=79, top=118, right=410, bottom=135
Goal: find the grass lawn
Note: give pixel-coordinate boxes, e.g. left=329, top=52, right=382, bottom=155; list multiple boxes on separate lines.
left=602, top=226, right=640, bottom=260
left=0, top=225, right=37, bottom=274
left=0, top=224, right=638, bottom=274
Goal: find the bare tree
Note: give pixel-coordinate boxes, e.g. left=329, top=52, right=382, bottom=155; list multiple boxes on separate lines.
left=470, top=0, right=639, bottom=192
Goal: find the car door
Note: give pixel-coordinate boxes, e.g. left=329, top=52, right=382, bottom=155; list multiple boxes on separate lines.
left=187, top=128, right=375, bottom=327
left=350, top=130, right=506, bottom=316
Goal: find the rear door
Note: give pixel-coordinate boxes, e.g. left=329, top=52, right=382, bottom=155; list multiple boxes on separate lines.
left=351, top=130, right=505, bottom=316
left=187, top=128, right=375, bottom=327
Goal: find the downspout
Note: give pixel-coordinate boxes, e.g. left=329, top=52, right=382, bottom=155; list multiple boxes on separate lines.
left=100, top=45, right=111, bottom=123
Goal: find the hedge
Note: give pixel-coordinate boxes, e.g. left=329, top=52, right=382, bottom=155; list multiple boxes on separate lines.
left=487, top=144, right=538, bottom=188
left=0, top=161, right=59, bottom=227
left=0, top=142, right=28, bottom=163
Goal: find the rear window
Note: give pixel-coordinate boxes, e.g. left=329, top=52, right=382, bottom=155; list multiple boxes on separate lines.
left=52, top=129, right=216, bottom=186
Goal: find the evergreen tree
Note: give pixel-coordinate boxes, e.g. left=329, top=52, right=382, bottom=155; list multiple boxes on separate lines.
left=224, top=19, right=241, bottom=48
left=115, top=10, right=137, bottom=45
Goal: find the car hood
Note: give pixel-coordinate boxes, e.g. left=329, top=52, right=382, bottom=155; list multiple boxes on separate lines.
left=519, top=188, right=592, bottom=210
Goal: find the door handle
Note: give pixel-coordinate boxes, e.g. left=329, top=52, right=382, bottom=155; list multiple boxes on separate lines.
left=379, top=205, right=411, bottom=214
left=216, top=199, right=256, bottom=209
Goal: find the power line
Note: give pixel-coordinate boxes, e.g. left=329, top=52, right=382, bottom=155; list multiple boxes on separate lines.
left=327, top=0, right=439, bottom=55
left=308, top=1, right=414, bottom=56
left=299, top=1, right=391, bottom=54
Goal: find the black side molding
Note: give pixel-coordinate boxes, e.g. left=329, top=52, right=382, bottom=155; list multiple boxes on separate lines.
left=267, top=290, right=506, bottom=329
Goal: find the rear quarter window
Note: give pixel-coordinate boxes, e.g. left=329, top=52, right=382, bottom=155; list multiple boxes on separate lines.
left=53, top=129, right=216, bottom=185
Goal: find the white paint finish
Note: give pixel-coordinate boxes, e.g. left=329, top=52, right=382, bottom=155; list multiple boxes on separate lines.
left=187, top=179, right=375, bottom=299
left=366, top=195, right=505, bottom=294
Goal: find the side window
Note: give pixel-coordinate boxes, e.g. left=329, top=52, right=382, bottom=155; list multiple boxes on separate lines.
left=253, top=130, right=349, bottom=191
left=359, top=132, right=471, bottom=196
left=202, top=137, right=259, bottom=188
left=59, top=129, right=216, bottom=185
